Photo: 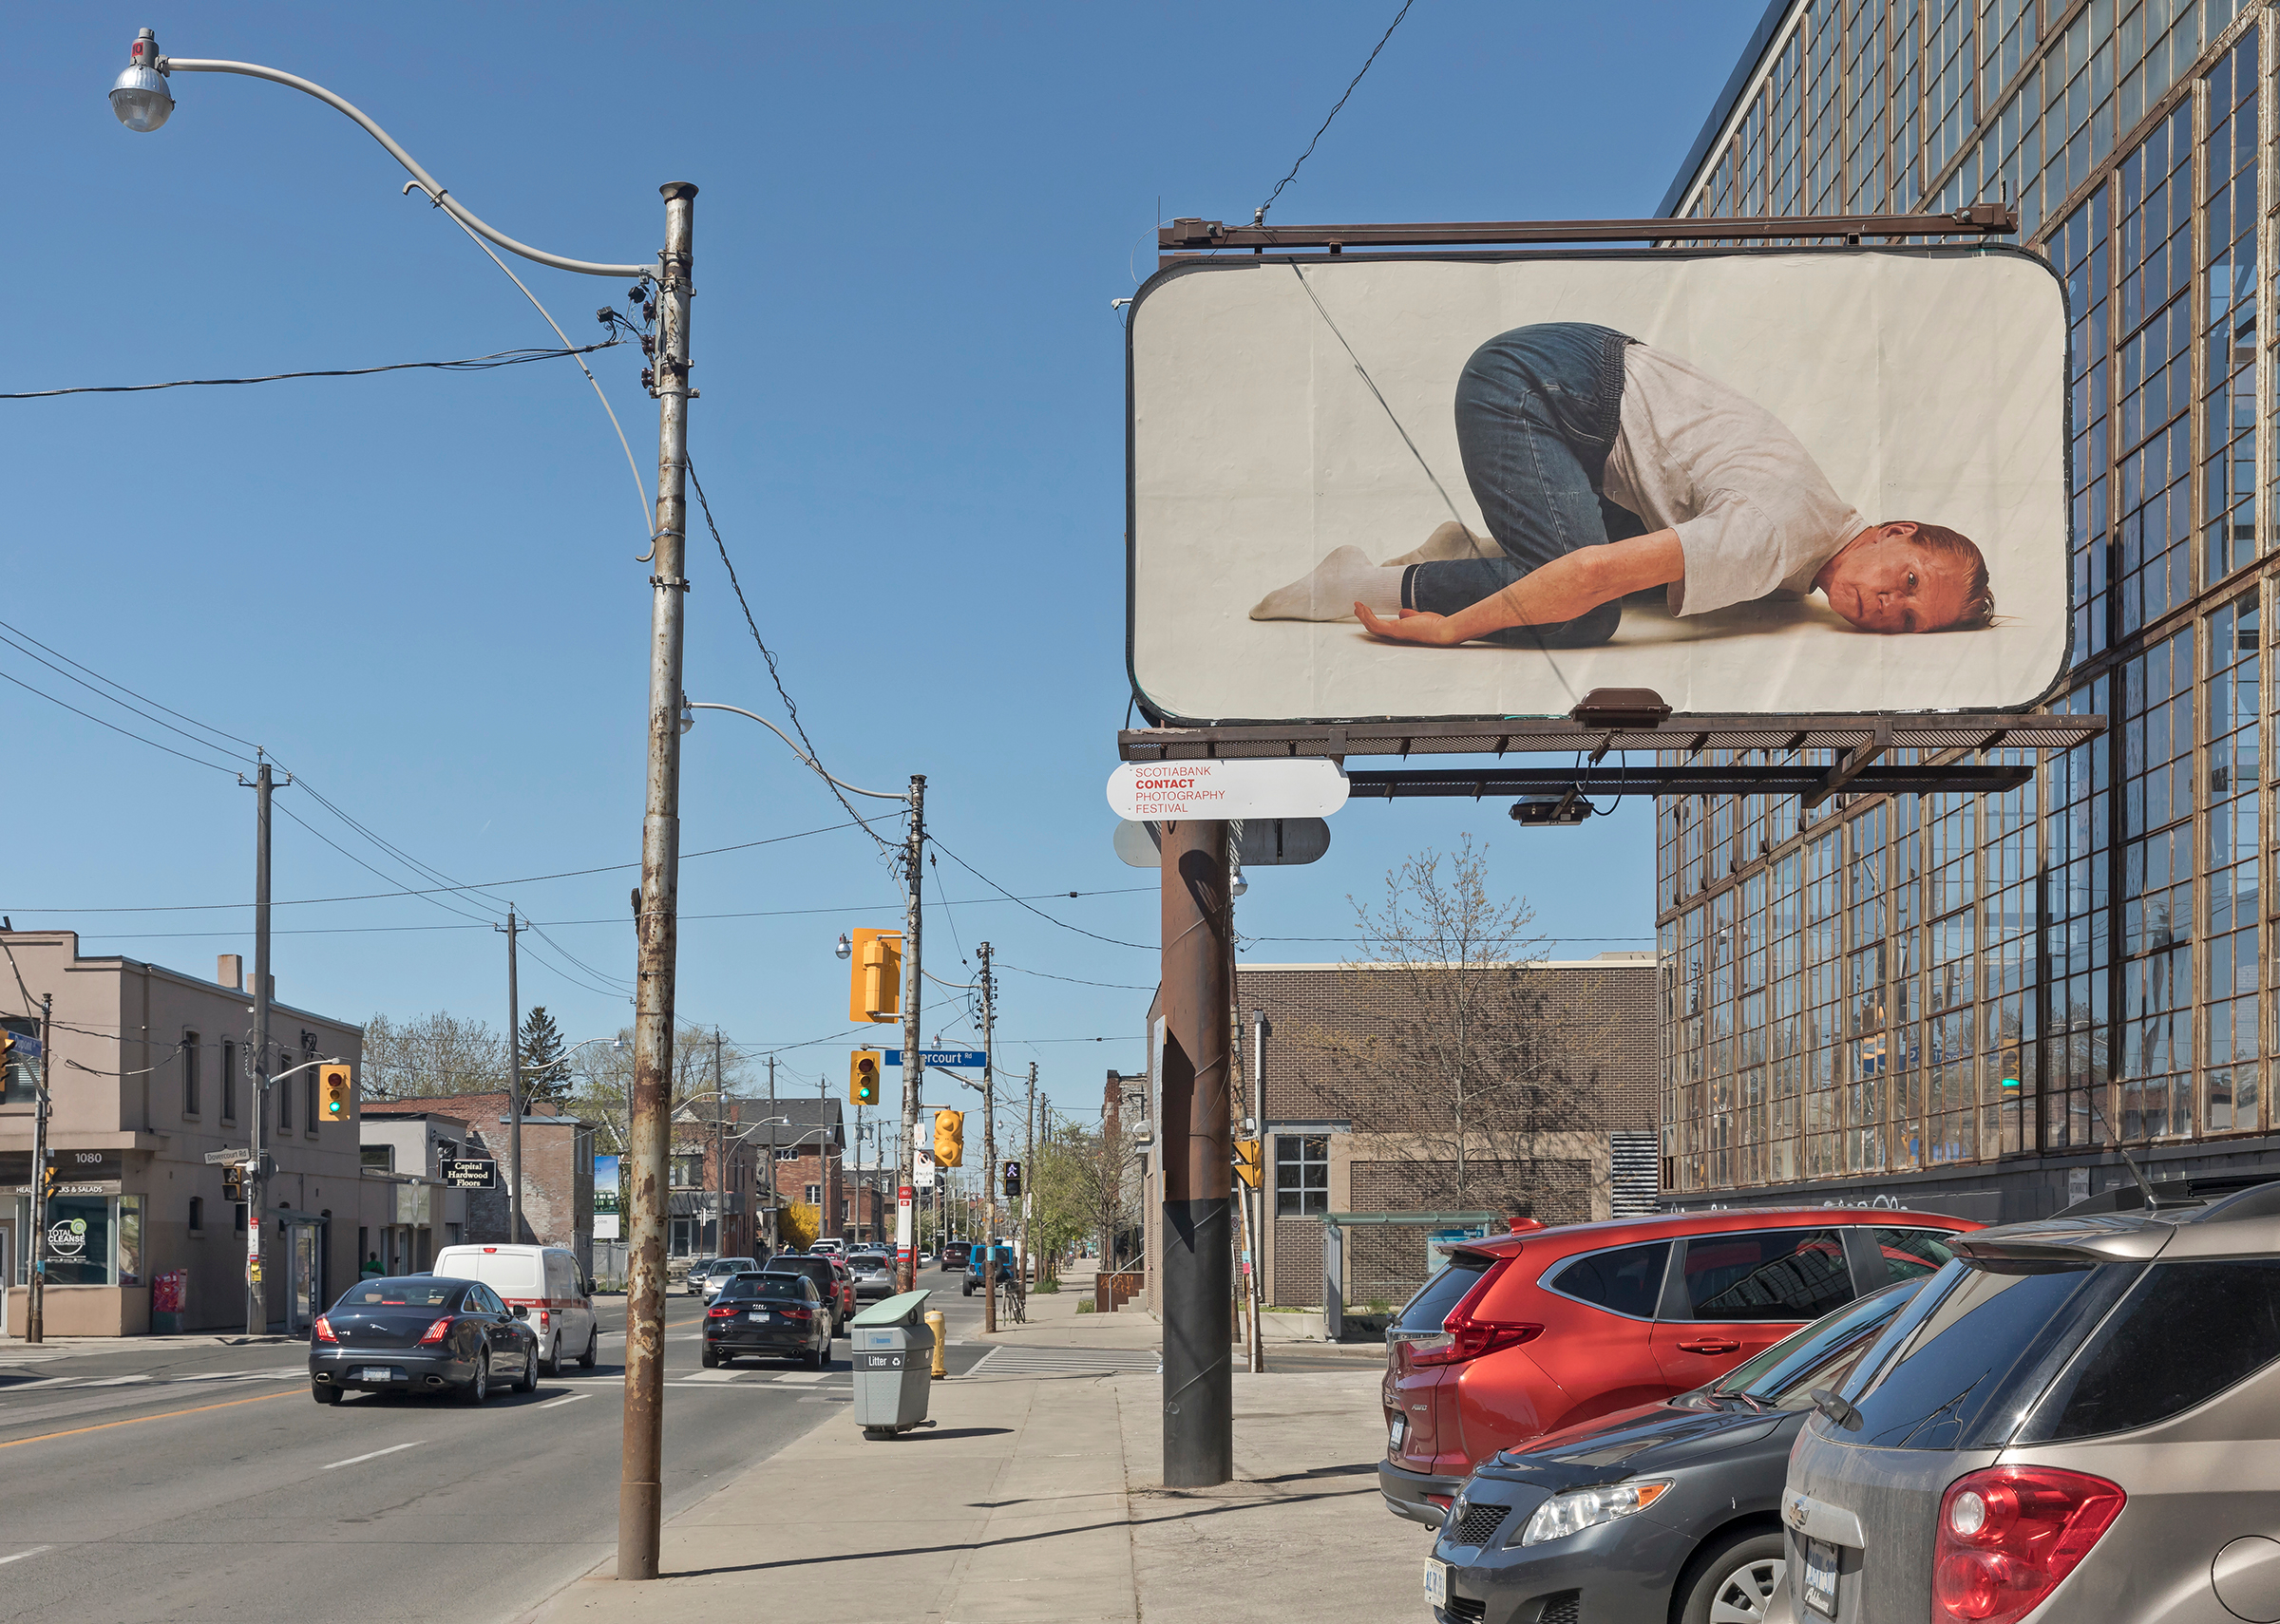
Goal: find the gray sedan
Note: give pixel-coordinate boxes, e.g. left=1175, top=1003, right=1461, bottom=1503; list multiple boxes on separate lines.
left=1774, top=1182, right=2280, bottom=1623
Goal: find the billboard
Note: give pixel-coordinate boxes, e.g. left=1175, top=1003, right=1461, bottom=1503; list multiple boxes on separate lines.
left=594, top=1153, right=619, bottom=1241
left=1128, top=249, right=2068, bottom=722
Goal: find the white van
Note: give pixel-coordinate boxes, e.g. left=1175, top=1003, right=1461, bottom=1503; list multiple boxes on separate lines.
left=430, top=1244, right=598, bottom=1376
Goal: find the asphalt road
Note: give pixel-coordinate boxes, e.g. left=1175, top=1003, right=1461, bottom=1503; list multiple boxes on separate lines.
left=0, top=1273, right=994, bottom=1624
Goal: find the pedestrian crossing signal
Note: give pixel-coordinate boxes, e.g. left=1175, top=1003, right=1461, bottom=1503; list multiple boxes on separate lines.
left=849, top=1050, right=883, bottom=1105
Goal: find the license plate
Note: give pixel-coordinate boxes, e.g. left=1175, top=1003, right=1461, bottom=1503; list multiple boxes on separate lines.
left=1803, top=1539, right=1840, bottom=1618
left=357, top=1366, right=400, bottom=1383
left=748, top=1311, right=770, bottom=1321
left=1421, top=1558, right=1449, bottom=1608
left=1389, top=1413, right=1406, bottom=1453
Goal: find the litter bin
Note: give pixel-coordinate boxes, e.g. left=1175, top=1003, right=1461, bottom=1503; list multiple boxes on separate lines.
left=850, top=1289, right=936, bottom=1438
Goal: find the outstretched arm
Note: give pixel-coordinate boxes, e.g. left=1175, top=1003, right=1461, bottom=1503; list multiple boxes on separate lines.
left=1357, top=530, right=1685, bottom=646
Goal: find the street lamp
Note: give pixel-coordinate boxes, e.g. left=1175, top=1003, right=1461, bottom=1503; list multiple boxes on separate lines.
left=682, top=696, right=930, bottom=1294
left=104, top=28, right=692, bottom=1583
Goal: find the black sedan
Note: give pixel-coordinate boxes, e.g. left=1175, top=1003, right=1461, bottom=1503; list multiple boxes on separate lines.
left=1425, top=1280, right=1919, bottom=1624
left=310, top=1275, right=541, bottom=1406
left=703, top=1272, right=831, bottom=1369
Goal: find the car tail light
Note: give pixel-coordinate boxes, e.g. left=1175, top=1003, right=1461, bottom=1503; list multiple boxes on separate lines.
left=1932, top=1465, right=2125, bottom=1624
left=782, top=1305, right=813, bottom=1320
left=417, top=1316, right=453, bottom=1345
left=707, top=1304, right=737, bottom=1317
left=1404, top=1286, right=1550, bottom=1359
left=314, top=1315, right=336, bottom=1343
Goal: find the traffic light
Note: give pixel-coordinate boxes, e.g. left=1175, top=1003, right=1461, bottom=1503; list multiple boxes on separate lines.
left=1998, top=1048, right=2024, bottom=1093
left=846, top=928, right=902, bottom=1023
left=222, top=1162, right=245, bottom=1201
left=1232, top=1139, right=1262, bottom=1189
left=849, top=1049, right=883, bottom=1105
left=320, top=1063, right=353, bottom=1121
left=1003, top=1159, right=1022, bottom=1199
left=38, top=1156, right=58, bottom=1203
left=933, top=1108, right=964, bottom=1167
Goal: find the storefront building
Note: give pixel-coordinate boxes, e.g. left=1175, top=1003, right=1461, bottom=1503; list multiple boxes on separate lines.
left=2, top=932, right=364, bottom=1335
left=1656, top=0, right=2280, bottom=1220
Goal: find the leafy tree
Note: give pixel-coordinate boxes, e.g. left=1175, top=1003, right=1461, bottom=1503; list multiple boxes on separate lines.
left=519, top=1006, right=572, bottom=1105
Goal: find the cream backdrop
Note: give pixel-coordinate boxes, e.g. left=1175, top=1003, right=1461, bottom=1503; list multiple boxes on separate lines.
left=1128, top=249, right=2069, bottom=722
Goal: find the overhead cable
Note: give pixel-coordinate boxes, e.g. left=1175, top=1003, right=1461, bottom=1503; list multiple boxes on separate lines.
left=0, top=341, right=620, bottom=400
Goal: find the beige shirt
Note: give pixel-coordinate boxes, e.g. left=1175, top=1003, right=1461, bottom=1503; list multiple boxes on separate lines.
left=1600, top=343, right=1867, bottom=617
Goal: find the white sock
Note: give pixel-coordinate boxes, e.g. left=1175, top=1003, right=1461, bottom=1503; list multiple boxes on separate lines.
left=1249, top=545, right=1407, bottom=621
left=1381, top=520, right=1499, bottom=566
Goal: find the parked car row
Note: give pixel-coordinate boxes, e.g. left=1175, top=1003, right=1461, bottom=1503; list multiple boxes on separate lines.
left=1410, top=1185, right=2280, bottom=1624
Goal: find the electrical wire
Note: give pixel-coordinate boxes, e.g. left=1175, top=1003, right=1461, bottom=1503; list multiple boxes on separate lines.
left=0, top=616, right=260, bottom=756
left=0, top=342, right=622, bottom=401
left=0, top=624, right=256, bottom=766
left=687, top=459, right=904, bottom=863
left=929, top=840, right=1154, bottom=952
left=0, top=665, right=240, bottom=774
left=995, top=961, right=1158, bottom=992
left=5, top=821, right=868, bottom=914
left=1254, top=0, right=1417, bottom=223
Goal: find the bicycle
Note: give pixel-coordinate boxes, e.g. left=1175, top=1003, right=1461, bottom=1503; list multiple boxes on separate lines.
left=994, top=1270, right=1027, bottom=1325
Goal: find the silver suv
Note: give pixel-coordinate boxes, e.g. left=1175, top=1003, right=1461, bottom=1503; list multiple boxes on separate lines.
left=1775, top=1182, right=2280, bottom=1623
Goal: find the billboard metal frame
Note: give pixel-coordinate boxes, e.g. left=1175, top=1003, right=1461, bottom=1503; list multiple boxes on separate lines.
left=1124, top=206, right=2104, bottom=797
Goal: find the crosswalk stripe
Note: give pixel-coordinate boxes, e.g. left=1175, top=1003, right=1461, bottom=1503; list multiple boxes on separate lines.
left=970, top=1347, right=1160, bottom=1376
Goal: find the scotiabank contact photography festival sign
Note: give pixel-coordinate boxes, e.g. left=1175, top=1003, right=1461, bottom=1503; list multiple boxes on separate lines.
left=1127, top=250, right=2068, bottom=722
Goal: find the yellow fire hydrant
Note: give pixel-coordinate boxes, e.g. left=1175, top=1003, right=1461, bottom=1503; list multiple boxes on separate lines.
left=926, top=1309, right=948, bottom=1380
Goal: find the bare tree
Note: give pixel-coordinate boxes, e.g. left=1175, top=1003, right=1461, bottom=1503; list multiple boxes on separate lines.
left=1032, top=1112, right=1140, bottom=1277
left=1301, top=836, right=1609, bottom=1218
left=361, top=1011, right=509, bottom=1100
left=566, top=1023, right=748, bottom=1153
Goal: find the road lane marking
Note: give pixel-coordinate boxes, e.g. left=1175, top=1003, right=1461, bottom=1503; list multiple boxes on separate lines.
left=534, top=1392, right=591, bottom=1411
left=0, top=1388, right=295, bottom=1450
left=0, top=1546, right=54, bottom=1568
left=322, top=1440, right=428, bottom=1470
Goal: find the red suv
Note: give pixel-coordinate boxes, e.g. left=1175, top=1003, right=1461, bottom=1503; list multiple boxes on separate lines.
left=1378, top=1207, right=1979, bottom=1525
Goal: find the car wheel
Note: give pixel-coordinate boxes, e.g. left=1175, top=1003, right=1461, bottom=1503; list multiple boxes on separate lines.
left=459, top=1353, right=490, bottom=1407
left=578, top=1325, right=598, bottom=1369
left=961, top=1281, right=972, bottom=1296
left=542, top=1335, right=561, bottom=1379
left=311, top=1382, right=342, bottom=1406
left=1680, top=1530, right=1787, bottom=1624
left=700, top=1344, right=719, bottom=1369
left=805, top=1340, right=826, bottom=1370
left=515, top=1346, right=539, bottom=1393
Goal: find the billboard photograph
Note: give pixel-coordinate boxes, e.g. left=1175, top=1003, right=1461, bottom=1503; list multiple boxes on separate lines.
left=594, top=1153, right=620, bottom=1241
left=1128, top=249, right=2068, bottom=722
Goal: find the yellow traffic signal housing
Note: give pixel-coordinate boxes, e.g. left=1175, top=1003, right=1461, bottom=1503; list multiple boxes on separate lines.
left=320, top=1063, right=353, bottom=1121
left=847, top=928, right=902, bottom=1024
left=933, top=1108, right=965, bottom=1167
left=1232, top=1138, right=1262, bottom=1189
left=849, top=1049, right=883, bottom=1105
left=222, top=1162, right=245, bottom=1202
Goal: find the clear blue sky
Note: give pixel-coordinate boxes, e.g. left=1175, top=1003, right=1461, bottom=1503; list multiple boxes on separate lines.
left=1, top=3, right=1758, bottom=1120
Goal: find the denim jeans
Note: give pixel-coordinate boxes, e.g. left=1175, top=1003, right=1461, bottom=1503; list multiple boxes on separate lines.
left=1402, top=322, right=1644, bottom=649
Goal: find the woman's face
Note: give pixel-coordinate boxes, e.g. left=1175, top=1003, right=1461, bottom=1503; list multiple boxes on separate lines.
left=1822, top=523, right=1976, bottom=633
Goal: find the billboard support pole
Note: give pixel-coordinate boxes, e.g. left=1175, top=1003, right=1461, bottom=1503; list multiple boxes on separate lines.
left=1159, top=817, right=1234, bottom=1487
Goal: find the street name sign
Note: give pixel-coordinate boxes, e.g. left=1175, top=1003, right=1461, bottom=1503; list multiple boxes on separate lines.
left=884, top=1049, right=987, bottom=1068
left=1106, top=758, right=1348, bottom=821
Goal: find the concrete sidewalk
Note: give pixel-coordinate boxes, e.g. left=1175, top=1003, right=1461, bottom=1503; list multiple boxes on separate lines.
left=520, top=1286, right=1427, bottom=1622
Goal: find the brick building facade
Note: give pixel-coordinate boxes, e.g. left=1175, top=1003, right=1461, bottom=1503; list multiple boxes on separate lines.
left=362, top=1092, right=597, bottom=1273
left=1137, top=953, right=1659, bottom=1315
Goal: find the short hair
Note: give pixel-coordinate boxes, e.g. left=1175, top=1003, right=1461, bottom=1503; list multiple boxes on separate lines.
left=1905, top=522, right=1994, bottom=630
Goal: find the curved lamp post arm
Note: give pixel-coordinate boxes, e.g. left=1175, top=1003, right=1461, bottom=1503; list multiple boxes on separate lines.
left=159, top=56, right=654, bottom=279
left=682, top=701, right=909, bottom=802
